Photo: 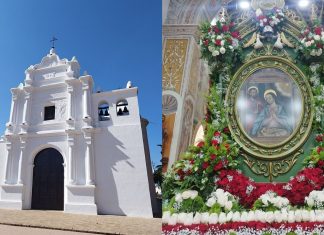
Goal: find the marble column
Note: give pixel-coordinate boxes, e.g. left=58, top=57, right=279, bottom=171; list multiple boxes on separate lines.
left=68, top=137, right=76, bottom=184
left=17, top=140, right=26, bottom=185
left=4, top=143, right=13, bottom=184
left=8, top=91, right=19, bottom=125
left=85, top=138, right=95, bottom=185
left=82, top=85, right=90, bottom=119
left=67, top=85, right=73, bottom=120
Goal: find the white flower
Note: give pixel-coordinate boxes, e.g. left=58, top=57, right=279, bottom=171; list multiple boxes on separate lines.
left=232, top=212, right=241, bottom=222
left=212, top=50, right=219, bottom=56
left=294, top=210, right=302, bottom=222
left=228, top=45, right=233, bottom=51
left=162, top=211, right=171, bottom=224
left=305, top=41, right=312, bottom=47
left=263, top=18, right=267, bottom=23
left=216, top=35, right=222, bottom=40
left=168, top=213, right=178, bottom=225
left=314, top=35, right=321, bottom=41
left=302, top=209, right=310, bottom=222
left=201, top=212, right=209, bottom=224
left=274, top=211, right=283, bottom=223
left=218, top=212, right=227, bottom=224
left=221, top=40, right=225, bottom=46
left=265, top=212, right=274, bottom=223
left=206, top=197, right=216, bottom=207
left=226, top=211, right=233, bottom=222
left=183, top=213, right=193, bottom=225
left=220, top=47, right=226, bottom=54
left=193, top=213, right=201, bottom=224
left=209, top=213, right=218, bottom=224
left=224, top=201, right=233, bottom=210
left=316, top=48, right=322, bottom=56
left=175, top=193, right=183, bottom=203
left=218, top=195, right=227, bottom=207
left=189, top=190, right=198, bottom=199
left=240, top=211, right=248, bottom=222
left=208, top=46, right=215, bottom=52
left=288, top=211, right=295, bottom=223
left=247, top=211, right=255, bottom=222
left=306, top=196, right=315, bottom=207
left=177, top=212, right=186, bottom=224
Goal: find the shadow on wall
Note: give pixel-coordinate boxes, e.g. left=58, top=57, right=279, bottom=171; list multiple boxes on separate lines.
left=95, top=129, right=136, bottom=216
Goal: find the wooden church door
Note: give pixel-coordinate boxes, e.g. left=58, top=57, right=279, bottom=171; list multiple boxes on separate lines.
left=31, top=148, right=64, bottom=210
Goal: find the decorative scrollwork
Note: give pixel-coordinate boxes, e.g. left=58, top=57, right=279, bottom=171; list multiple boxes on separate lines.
left=243, top=149, right=303, bottom=181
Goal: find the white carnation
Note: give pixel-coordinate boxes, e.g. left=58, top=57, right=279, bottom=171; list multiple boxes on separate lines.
left=224, top=200, right=233, bottom=210
left=162, top=211, right=171, bottom=224
left=183, top=213, right=193, bottom=225
left=220, top=47, right=226, bottom=54
left=209, top=213, right=218, bottom=224
left=206, top=197, right=216, bottom=207
left=218, top=212, right=227, bottom=224
left=314, top=35, right=321, bottom=41
left=168, top=213, right=178, bottom=225
left=201, top=212, right=209, bottom=224
left=175, top=193, right=183, bottom=203
left=212, top=50, right=219, bottom=56
left=193, top=213, right=201, bottom=224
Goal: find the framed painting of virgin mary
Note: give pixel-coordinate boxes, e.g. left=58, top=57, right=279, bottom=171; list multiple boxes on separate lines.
left=226, top=57, right=313, bottom=160
left=236, top=68, right=303, bottom=146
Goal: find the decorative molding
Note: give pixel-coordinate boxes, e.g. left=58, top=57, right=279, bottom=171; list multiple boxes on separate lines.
left=243, top=149, right=303, bottom=181
left=162, top=39, right=188, bottom=93
left=163, top=24, right=200, bottom=40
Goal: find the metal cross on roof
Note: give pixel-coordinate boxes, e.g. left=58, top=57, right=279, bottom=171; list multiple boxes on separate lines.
left=50, top=36, right=58, bottom=48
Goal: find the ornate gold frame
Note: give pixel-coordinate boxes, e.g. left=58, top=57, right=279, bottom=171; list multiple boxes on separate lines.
left=226, top=56, right=313, bottom=162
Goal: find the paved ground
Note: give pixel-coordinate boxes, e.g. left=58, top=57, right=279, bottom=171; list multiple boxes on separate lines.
left=0, top=224, right=98, bottom=235
left=0, top=209, right=161, bottom=235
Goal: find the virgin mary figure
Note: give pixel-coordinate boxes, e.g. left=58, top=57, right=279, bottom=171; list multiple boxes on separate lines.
left=251, top=89, right=292, bottom=137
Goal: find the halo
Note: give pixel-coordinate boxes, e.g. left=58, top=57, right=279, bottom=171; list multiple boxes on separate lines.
left=264, top=89, right=277, bottom=99
left=248, top=86, right=259, bottom=93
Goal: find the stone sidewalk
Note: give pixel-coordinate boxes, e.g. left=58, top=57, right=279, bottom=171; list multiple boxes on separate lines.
left=0, top=209, right=161, bottom=235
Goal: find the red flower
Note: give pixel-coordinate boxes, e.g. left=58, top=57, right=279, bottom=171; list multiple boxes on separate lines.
left=213, top=161, right=223, bottom=172
left=229, top=22, right=235, bottom=28
left=223, top=127, right=230, bottom=134
left=215, top=39, right=222, bottom=46
left=318, top=160, right=324, bottom=168
left=202, top=162, right=209, bottom=170
left=210, top=154, right=217, bottom=161
left=203, top=39, right=209, bottom=46
left=197, top=141, right=204, bottom=148
left=214, top=131, right=221, bottom=137
left=222, top=25, right=229, bottom=32
left=317, top=147, right=323, bottom=154
left=316, top=134, right=323, bottom=142
left=314, top=27, right=322, bottom=35
left=231, top=31, right=240, bottom=38
left=189, top=159, right=195, bottom=165
left=316, top=43, right=323, bottom=49
left=211, top=139, right=219, bottom=146
left=213, top=27, right=220, bottom=34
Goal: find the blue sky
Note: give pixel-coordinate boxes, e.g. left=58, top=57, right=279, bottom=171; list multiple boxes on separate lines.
left=0, top=0, right=161, bottom=166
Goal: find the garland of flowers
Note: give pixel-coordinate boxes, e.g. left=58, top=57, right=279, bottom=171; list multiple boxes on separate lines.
left=199, top=19, right=242, bottom=73
left=255, top=8, right=285, bottom=34
left=297, top=24, right=324, bottom=58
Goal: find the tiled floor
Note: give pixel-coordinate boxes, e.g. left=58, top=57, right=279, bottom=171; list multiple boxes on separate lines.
left=0, top=209, right=161, bottom=235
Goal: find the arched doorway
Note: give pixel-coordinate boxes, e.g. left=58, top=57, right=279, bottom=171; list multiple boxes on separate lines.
left=31, top=148, right=64, bottom=210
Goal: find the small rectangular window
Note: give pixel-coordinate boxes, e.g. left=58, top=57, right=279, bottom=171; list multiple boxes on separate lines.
left=44, top=106, right=55, bottom=121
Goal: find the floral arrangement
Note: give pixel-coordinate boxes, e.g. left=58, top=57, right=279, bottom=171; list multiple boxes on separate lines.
left=298, top=25, right=324, bottom=58
left=253, top=191, right=289, bottom=211
left=255, top=8, right=285, bottom=33
left=199, top=19, right=241, bottom=68
left=304, top=134, right=324, bottom=168
left=305, top=63, right=324, bottom=130
left=163, top=221, right=324, bottom=234
left=305, top=190, right=324, bottom=209
left=166, top=190, right=205, bottom=214
left=206, top=189, right=240, bottom=213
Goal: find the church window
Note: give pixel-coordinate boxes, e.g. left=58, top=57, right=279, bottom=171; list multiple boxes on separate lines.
left=44, top=106, right=55, bottom=121
left=116, top=99, right=129, bottom=116
left=98, top=102, right=110, bottom=121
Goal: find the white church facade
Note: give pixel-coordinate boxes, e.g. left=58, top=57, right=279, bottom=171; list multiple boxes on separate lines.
left=0, top=48, right=156, bottom=218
